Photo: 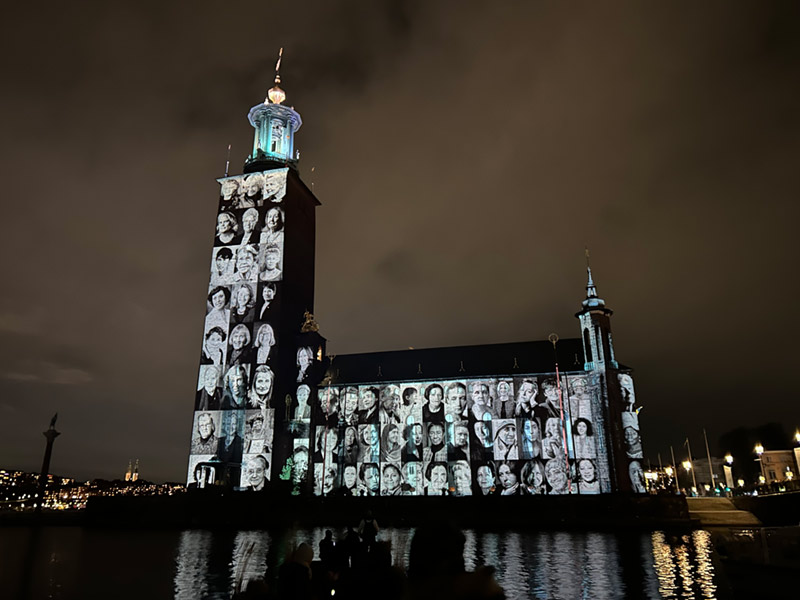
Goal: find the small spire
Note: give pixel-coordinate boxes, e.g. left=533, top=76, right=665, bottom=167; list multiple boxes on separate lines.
left=267, top=48, right=286, bottom=105
left=581, top=247, right=606, bottom=310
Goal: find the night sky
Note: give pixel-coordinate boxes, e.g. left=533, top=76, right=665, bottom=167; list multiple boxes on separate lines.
left=2, top=1, right=799, bottom=482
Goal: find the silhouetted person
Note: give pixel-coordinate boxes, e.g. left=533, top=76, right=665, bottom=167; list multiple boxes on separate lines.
left=277, top=543, right=313, bottom=600
left=358, top=510, right=379, bottom=550
left=319, top=530, right=335, bottom=568
left=342, top=525, right=362, bottom=568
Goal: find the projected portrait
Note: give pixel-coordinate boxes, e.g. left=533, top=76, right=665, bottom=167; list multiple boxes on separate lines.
left=339, top=464, right=359, bottom=496
left=339, top=386, right=359, bottom=427
left=534, top=377, right=560, bottom=425
left=291, top=443, right=310, bottom=486
left=358, top=424, right=380, bottom=462
left=402, top=422, right=424, bottom=462
left=357, top=386, right=379, bottom=424
left=572, top=417, right=596, bottom=459
left=399, top=384, right=423, bottom=424
left=219, top=177, right=243, bottom=211
left=218, top=410, right=244, bottom=465
left=247, top=365, right=274, bottom=409
left=622, top=412, right=643, bottom=459
left=403, top=462, right=421, bottom=496
left=227, top=323, right=252, bottom=367
left=449, top=460, right=472, bottom=496
left=317, top=386, right=340, bottom=423
left=520, top=460, right=545, bottom=495
left=474, top=462, right=497, bottom=496
left=201, top=326, right=227, bottom=366
left=215, top=211, right=241, bottom=246
left=424, top=422, right=447, bottom=462
left=513, top=378, right=537, bottom=418
left=234, top=245, right=260, bottom=283
left=471, top=420, right=493, bottom=461
left=520, top=419, right=542, bottom=460
left=497, top=461, right=520, bottom=495
left=187, top=455, right=217, bottom=489
left=340, top=425, right=360, bottom=464
left=210, top=247, right=235, bottom=285
left=425, top=461, right=448, bottom=496
left=260, top=207, right=285, bottom=247
left=296, top=346, right=313, bottom=382
left=468, top=380, right=497, bottom=421
left=380, top=423, right=402, bottom=462
left=447, top=421, right=470, bottom=462
left=190, top=411, right=220, bottom=455
left=629, top=460, right=646, bottom=493
left=422, top=383, right=445, bottom=422
left=240, top=454, right=269, bottom=491
left=314, top=464, right=337, bottom=496
left=493, top=380, right=515, bottom=419
left=253, top=323, right=276, bottom=364
left=358, top=462, right=380, bottom=496
left=492, top=419, right=519, bottom=461
left=545, top=459, right=570, bottom=495
left=542, top=417, right=564, bottom=460
left=379, top=385, right=402, bottom=426
left=619, top=374, right=636, bottom=412
left=230, top=283, right=256, bottom=324
left=221, top=365, right=249, bottom=410
left=240, top=208, right=260, bottom=246
left=196, top=365, right=222, bottom=411
left=577, top=459, right=600, bottom=494
left=443, top=381, right=467, bottom=420
left=293, top=384, right=312, bottom=421
left=205, top=285, right=231, bottom=333
left=262, top=169, right=287, bottom=204
left=243, top=408, right=273, bottom=454
left=313, top=426, right=340, bottom=464
left=241, top=173, right=264, bottom=208
left=256, top=282, right=277, bottom=321
left=259, top=245, right=282, bottom=282
left=380, top=463, right=405, bottom=496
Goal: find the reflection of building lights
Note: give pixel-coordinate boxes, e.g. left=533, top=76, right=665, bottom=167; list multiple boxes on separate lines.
left=754, top=443, right=764, bottom=456
left=682, top=461, right=692, bottom=472
left=724, top=454, right=733, bottom=465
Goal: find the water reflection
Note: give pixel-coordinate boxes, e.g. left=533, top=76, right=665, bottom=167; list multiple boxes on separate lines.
left=650, top=530, right=717, bottom=599
left=169, top=528, right=720, bottom=600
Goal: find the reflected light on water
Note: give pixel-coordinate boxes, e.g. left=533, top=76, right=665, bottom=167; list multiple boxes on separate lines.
left=650, top=530, right=717, bottom=600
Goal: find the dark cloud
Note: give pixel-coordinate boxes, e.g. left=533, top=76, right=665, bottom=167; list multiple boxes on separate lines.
left=1, top=1, right=799, bottom=481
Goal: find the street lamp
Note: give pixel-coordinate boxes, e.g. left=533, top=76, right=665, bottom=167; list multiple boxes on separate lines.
left=754, top=443, right=765, bottom=486
left=725, top=454, right=733, bottom=465
left=682, top=460, right=692, bottom=472
left=795, top=430, right=800, bottom=445
left=755, top=443, right=764, bottom=456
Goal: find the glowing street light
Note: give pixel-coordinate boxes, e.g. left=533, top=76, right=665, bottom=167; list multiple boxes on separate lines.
left=665, top=466, right=674, bottom=477
left=795, top=430, right=800, bottom=445
left=724, top=454, right=733, bottom=465
left=754, top=443, right=764, bottom=456
left=682, top=460, right=692, bottom=472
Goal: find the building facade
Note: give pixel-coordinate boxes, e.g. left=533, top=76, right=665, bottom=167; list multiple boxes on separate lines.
left=186, top=68, right=645, bottom=496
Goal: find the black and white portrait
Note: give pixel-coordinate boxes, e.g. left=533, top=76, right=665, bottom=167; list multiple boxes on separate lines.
left=201, top=326, right=227, bottom=367
left=357, top=386, right=379, bottom=424
left=187, top=455, right=217, bottom=489
left=217, top=410, right=244, bottom=465
left=259, top=244, right=283, bottom=282
left=247, top=364, right=274, bottom=410
left=243, top=408, right=273, bottom=454
left=493, top=380, right=515, bottom=419
left=541, top=417, right=564, bottom=460
left=220, top=365, right=249, bottom=410
left=622, top=412, right=643, bottom=459
left=234, top=245, right=260, bottom=283
left=449, top=460, right=472, bottom=496
left=239, top=208, right=260, bottom=245
left=520, top=460, right=545, bottom=495
left=577, top=458, right=600, bottom=494
left=256, top=282, right=277, bottom=321
left=619, top=374, right=636, bottom=412
left=443, top=381, right=467, bottom=420
left=544, top=458, right=570, bottom=495
left=424, top=461, right=449, bottom=496
left=190, top=411, right=220, bottom=455
left=468, top=380, right=498, bottom=421
left=215, top=211, right=241, bottom=246
left=497, top=461, right=520, bottom=495
left=424, top=422, right=447, bottom=462
left=196, top=365, right=223, bottom=411
left=519, top=419, right=542, bottom=460
left=210, top=247, right=235, bottom=285
left=380, top=463, right=406, bottom=496
left=358, top=462, right=381, bottom=496
left=226, top=323, right=252, bottom=367
left=358, top=424, right=380, bottom=462
left=262, top=169, right=287, bottom=204
left=240, top=454, right=269, bottom=491
left=253, top=322, right=276, bottom=364
left=219, top=177, right=243, bottom=212
left=205, top=285, right=231, bottom=333
left=447, top=421, right=470, bottom=461
left=296, top=346, right=313, bottom=382
left=260, top=207, right=284, bottom=247
left=241, top=173, right=264, bottom=208
left=629, top=460, right=646, bottom=493
left=314, top=463, right=338, bottom=496
left=513, top=378, right=537, bottom=418
left=492, top=419, right=519, bottom=461
left=572, top=417, right=596, bottom=459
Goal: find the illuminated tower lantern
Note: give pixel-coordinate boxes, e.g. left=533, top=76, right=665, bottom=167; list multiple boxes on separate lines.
left=187, top=51, right=325, bottom=490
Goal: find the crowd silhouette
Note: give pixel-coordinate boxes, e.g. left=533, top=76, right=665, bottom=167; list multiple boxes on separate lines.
left=232, top=515, right=505, bottom=600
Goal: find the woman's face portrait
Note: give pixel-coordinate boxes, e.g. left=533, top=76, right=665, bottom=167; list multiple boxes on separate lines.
left=497, top=381, right=510, bottom=397
left=370, top=427, right=380, bottom=446
left=361, top=389, right=376, bottom=410
left=579, top=460, right=596, bottom=482
left=384, top=466, right=400, bottom=490
left=547, top=462, right=568, bottom=491
left=533, top=465, right=544, bottom=487
left=217, top=213, right=233, bottom=234
left=344, top=391, right=358, bottom=415
left=231, top=328, right=248, bottom=349
left=236, top=286, right=251, bottom=307
left=546, top=419, right=561, bottom=439
left=292, top=451, right=308, bottom=483
left=215, top=253, right=231, bottom=273
left=254, top=370, right=272, bottom=396
left=543, top=383, right=559, bottom=403
left=211, top=290, right=226, bottom=310
left=245, top=177, right=261, bottom=196
left=499, top=424, right=516, bottom=445
left=577, top=421, right=588, bottom=436
left=265, top=250, right=280, bottom=270
left=266, top=208, right=281, bottom=230
left=297, top=385, right=310, bottom=404
left=262, top=285, right=275, bottom=303
left=518, top=381, right=535, bottom=402
left=299, top=349, right=312, bottom=369
left=344, top=427, right=356, bottom=446
left=428, top=387, right=443, bottom=410
left=246, top=458, right=266, bottom=487
left=429, top=424, right=444, bottom=446
left=523, top=420, right=539, bottom=441
left=207, top=332, right=224, bottom=352
left=257, top=326, right=273, bottom=346
left=343, top=466, right=357, bottom=488
left=477, top=465, right=494, bottom=490
left=228, top=369, right=246, bottom=397
left=499, top=464, right=517, bottom=489
left=453, top=463, right=470, bottom=493
left=387, top=427, right=399, bottom=446
left=325, top=429, right=339, bottom=449
left=237, top=249, right=255, bottom=272
left=203, top=368, right=219, bottom=391
left=242, top=211, right=258, bottom=232
left=624, top=426, right=640, bottom=447
left=221, top=180, right=238, bottom=199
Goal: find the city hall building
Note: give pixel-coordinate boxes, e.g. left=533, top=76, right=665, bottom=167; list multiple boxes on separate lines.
left=186, top=62, right=645, bottom=498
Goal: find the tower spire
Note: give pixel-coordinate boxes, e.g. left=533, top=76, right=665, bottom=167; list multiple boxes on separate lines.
left=267, top=48, right=286, bottom=105
left=581, top=247, right=605, bottom=310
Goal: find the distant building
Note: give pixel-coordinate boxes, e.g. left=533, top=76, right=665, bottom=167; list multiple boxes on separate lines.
left=185, top=55, right=646, bottom=497
left=759, top=450, right=797, bottom=483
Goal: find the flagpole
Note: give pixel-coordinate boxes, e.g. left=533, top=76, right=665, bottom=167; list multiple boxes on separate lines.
left=686, top=437, right=698, bottom=491
left=703, top=428, right=716, bottom=495
left=670, top=445, right=680, bottom=494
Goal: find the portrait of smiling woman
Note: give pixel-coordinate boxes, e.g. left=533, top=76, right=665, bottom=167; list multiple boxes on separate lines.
left=214, top=211, right=241, bottom=246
